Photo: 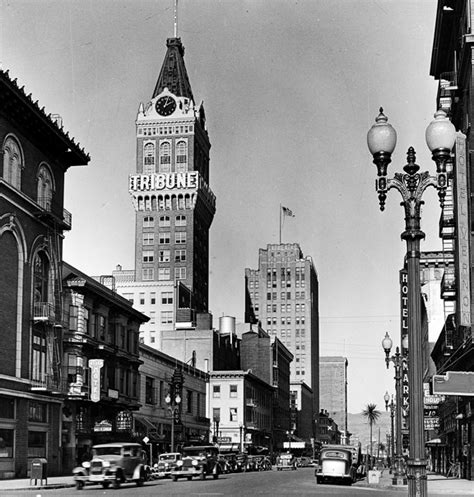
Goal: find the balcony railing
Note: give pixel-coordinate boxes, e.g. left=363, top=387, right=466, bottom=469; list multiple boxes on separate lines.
left=31, top=373, right=67, bottom=394
left=35, top=197, right=72, bottom=230
left=33, top=302, right=56, bottom=322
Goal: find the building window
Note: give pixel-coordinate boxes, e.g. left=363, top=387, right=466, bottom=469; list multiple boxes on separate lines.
left=175, top=249, right=186, bottom=262
left=175, top=215, right=186, bottom=226
left=161, top=291, right=173, bottom=304
left=175, top=232, right=186, bottom=244
left=69, top=305, right=78, bottom=331
left=161, top=311, right=173, bottom=324
left=186, top=390, right=193, bottom=413
left=0, top=396, right=14, bottom=419
left=175, top=140, right=188, bottom=172
left=159, top=215, right=170, bottom=227
left=159, top=249, right=170, bottom=262
left=229, top=407, right=238, bottom=422
left=230, top=385, right=238, bottom=398
left=0, top=429, right=14, bottom=458
left=213, top=385, right=220, bottom=398
left=145, top=376, right=155, bottom=404
left=175, top=267, right=186, bottom=280
left=142, top=268, right=154, bottom=280
left=28, top=401, right=47, bottom=422
left=159, top=232, right=170, bottom=244
left=37, top=163, right=54, bottom=211
left=143, top=141, right=156, bottom=173
left=143, top=216, right=154, bottom=228
left=28, top=431, right=46, bottom=458
left=143, top=233, right=154, bottom=245
left=213, top=407, right=220, bottom=422
left=159, top=141, right=171, bottom=172
left=158, top=268, right=171, bottom=280
left=143, top=250, right=154, bottom=263
left=150, top=292, right=156, bottom=305
left=2, top=135, right=23, bottom=189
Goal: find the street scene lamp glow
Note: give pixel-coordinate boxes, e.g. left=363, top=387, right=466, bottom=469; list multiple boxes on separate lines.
left=425, top=109, right=456, bottom=153
left=384, top=390, right=390, bottom=409
left=382, top=331, right=393, bottom=353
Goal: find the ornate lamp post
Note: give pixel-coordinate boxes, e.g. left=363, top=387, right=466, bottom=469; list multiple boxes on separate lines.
left=165, top=391, right=181, bottom=453
left=384, top=391, right=396, bottom=474
left=382, top=332, right=408, bottom=485
left=286, top=430, right=293, bottom=452
left=369, top=109, right=456, bottom=497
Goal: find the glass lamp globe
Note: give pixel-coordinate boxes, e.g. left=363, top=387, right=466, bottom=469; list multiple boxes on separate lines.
left=382, top=332, right=393, bottom=352
left=425, top=109, right=456, bottom=152
left=367, top=108, right=397, bottom=156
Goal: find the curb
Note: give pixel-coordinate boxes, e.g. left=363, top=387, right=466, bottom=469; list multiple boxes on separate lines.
left=3, top=483, right=76, bottom=492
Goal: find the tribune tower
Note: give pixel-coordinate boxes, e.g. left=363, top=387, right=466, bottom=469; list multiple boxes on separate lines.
left=128, top=37, right=215, bottom=316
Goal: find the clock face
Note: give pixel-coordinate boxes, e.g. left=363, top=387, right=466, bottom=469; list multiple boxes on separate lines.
left=155, top=96, right=177, bottom=116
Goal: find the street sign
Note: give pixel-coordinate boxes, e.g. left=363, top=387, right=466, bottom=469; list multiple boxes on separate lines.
left=432, top=371, right=474, bottom=396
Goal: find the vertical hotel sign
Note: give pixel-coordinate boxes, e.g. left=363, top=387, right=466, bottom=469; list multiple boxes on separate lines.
left=400, top=269, right=409, bottom=434
left=454, top=133, right=471, bottom=327
left=89, top=359, right=104, bottom=403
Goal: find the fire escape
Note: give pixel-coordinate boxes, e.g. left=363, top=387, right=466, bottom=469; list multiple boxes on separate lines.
left=31, top=198, right=71, bottom=394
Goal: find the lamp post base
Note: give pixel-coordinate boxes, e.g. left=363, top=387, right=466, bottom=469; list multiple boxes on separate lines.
left=407, top=458, right=428, bottom=497
left=392, top=475, right=408, bottom=485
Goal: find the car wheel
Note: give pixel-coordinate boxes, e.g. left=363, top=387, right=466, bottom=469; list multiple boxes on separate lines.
left=213, top=472, right=219, bottom=479
left=187, top=476, right=192, bottom=481
left=112, top=477, right=121, bottom=489
left=172, top=475, right=178, bottom=482
left=199, top=471, right=205, bottom=480
left=75, top=480, right=84, bottom=490
left=101, top=482, right=110, bottom=489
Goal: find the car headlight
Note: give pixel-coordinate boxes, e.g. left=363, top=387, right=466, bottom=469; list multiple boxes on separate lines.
left=192, top=459, right=198, bottom=466
left=82, top=461, right=91, bottom=469
left=102, top=461, right=111, bottom=467
left=177, top=460, right=183, bottom=467
left=164, top=463, right=169, bottom=469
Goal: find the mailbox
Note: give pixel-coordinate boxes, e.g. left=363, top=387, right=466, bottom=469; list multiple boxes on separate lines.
left=30, top=458, right=47, bottom=485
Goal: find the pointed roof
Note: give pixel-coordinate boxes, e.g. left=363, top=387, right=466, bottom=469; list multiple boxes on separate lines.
left=152, top=37, right=194, bottom=101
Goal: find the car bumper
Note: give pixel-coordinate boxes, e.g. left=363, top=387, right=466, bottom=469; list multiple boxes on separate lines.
left=171, top=467, right=202, bottom=478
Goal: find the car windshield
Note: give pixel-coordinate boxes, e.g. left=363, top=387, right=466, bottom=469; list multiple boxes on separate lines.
left=160, top=454, right=177, bottom=461
left=93, top=447, right=122, bottom=456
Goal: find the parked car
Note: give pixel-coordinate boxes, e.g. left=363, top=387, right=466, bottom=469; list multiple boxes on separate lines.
left=276, top=452, right=297, bottom=471
left=152, top=452, right=182, bottom=478
left=296, top=456, right=312, bottom=467
left=315, top=446, right=357, bottom=485
left=73, top=442, right=148, bottom=490
left=170, top=445, right=220, bottom=481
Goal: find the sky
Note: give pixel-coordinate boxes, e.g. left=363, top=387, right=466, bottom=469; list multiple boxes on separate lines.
left=0, top=0, right=443, bottom=414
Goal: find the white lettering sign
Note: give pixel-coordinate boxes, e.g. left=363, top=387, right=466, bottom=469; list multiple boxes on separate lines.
left=89, top=359, right=104, bottom=403
left=129, top=172, right=199, bottom=192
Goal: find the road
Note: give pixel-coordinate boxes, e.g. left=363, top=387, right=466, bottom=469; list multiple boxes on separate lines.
left=14, top=468, right=474, bottom=496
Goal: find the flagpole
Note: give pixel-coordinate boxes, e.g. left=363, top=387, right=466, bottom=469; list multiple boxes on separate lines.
left=279, top=204, right=282, bottom=244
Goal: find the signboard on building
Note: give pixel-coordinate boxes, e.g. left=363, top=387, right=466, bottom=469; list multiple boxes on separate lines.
left=129, top=171, right=199, bottom=192
left=399, top=270, right=409, bottom=430
left=89, top=359, right=104, bottom=403
left=432, top=371, right=474, bottom=396
left=454, top=133, right=471, bottom=327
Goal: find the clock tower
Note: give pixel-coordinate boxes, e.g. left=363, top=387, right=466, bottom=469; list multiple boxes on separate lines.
left=129, top=37, right=215, bottom=315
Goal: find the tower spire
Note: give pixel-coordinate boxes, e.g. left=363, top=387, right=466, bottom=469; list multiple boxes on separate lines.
left=174, top=0, right=178, bottom=38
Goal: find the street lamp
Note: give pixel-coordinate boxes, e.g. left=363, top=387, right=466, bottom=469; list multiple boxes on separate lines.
left=239, top=423, right=244, bottom=453
left=369, top=109, right=456, bottom=497
left=165, top=392, right=181, bottom=453
left=382, top=333, right=408, bottom=485
left=286, top=430, right=293, bottom=452
left=384, top=391, right=396, bottom=475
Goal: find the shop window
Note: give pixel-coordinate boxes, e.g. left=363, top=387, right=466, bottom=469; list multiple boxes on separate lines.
left=28, top=431, right=46, bottom=458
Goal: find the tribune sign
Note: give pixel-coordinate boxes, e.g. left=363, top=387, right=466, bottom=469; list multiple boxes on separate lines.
left=129, top=171, right=199, bottom=192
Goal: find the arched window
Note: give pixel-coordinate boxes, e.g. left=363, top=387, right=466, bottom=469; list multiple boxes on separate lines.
left=175, top=140, right=188, bottom=172
left=143, top=142, right=156, bottom=174
left=159, top=141, right=171, bottom=173
left=37, top=164, right=54, bottom=211
left=33, top=251, right=49, bottom=303
left=2, top=136, right=23, bottom=189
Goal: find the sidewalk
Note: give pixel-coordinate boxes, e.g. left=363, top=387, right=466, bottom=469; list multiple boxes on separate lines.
left=0, top=475, right=75, bottom=491
left=354, top=470, right=474, bottom=494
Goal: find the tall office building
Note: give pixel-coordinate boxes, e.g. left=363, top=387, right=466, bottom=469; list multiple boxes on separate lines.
left=244, top=243, right=320, bottom=415
left=115, top=36, right=215, bottom=348
left=319, top=356, right=348, bottom=437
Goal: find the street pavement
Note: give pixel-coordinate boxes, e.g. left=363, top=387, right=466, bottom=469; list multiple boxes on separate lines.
left=0, top=469, right=472, bottom=495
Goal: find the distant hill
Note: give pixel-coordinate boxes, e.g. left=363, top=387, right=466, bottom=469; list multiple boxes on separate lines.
left=348, top=411, right=391, bottom=453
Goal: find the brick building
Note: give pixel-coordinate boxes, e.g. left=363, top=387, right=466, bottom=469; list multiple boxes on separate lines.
left=319, top=357, right=348, bottom=440
left=0, top=68, right=89, bottom=478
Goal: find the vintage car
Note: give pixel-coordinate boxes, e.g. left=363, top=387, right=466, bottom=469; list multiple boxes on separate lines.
left=276, top=452, right=297, bottom=470
left=170, top=445, right=220, bottom=481
left=73, top=442, right=148, bottom=490
left=152, top=452, right=182, bottom=478
left=315, top=446, right=357, bottom=485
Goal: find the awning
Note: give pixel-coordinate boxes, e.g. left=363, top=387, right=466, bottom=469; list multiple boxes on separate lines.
left=426, top=438, right=446, bottom=446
